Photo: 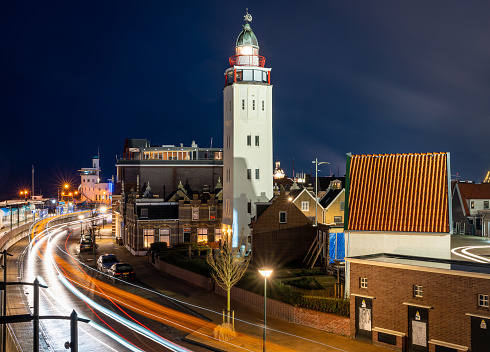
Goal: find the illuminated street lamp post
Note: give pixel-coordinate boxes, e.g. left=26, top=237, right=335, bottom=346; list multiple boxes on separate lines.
left=78, top=215, right=84, bottom=235
left=258, top=269, right=273, bottom=352
left=311, top=159, right=329, bottom=227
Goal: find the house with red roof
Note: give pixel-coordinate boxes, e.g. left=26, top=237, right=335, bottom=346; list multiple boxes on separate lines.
left=452, top=181, right=490, bottom=236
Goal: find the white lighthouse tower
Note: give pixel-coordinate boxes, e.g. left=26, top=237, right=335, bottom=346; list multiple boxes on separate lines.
left=223, top=11, right=273, bottom=248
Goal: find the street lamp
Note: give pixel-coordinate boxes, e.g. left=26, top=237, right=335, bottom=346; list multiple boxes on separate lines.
left=312, top=158, right=330, bottom=227
left=258, top=269, right=273, bottom=352
left=78, top=215, right=84, bottom=235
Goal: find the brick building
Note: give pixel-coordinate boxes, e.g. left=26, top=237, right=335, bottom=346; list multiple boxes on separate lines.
left=251, top=189, right=328, bottom=268
left=348, top=252, right=490, bottom=352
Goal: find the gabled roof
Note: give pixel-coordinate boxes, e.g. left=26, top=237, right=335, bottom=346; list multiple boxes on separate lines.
left=347, top=152, right=450, bottom=233
left=319, top=188, right=343, bottom=208
left=455, top=182, right=490, bottom=216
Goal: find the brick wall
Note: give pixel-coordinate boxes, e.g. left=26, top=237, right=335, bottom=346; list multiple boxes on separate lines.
left=153, top=257, right=214, bottom=290
left=215, top=285, right=350, bottom=335
left=350, top=262, right=490, bottom=350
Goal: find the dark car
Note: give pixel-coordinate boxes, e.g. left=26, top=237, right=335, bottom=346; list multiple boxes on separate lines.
left=97, top=254, right=120, bottom=273
left=79, top=237, right=94, bottom=252
left=108, top=263, right=136, bottom=281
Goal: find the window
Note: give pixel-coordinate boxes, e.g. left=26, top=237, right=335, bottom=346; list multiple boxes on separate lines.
left=140, top=208, right=148, bottom=218
left=242, top=99, right=245, bottom=110
left=252, top=100, right=255, bottom=110
left=360, top=277, right=368, bottom=289
left=334, top=216, right=343, bottom=223
left=479, top=294, right=489, bottom=307
left=229, top=101, right=231, bottom=111
left=143, top=229, right=155, bottom=249
left=248, top=201, right=252, bottom=214
left=485, top=201, right=489, bottom=210
left=192, top=207, right=199, bottom=221
left=340, top=201, right=345, bottom=211
left=159, top=228, right=170, bottom=246
left=214, top=228, right=223, bottom=242
left=209, top=206, right=216, bottom=221
left=414, top=285, right=423, bottom=298
left=197, top=228, right=208, bottom=243
left=255, top=135, right=259, bottom=146
left=301, top=201, right=309, bottom=211
left=471, top=201, right=475, bottom=209
left=247, top=135, right=251, bottom=146
left=279, top=211, right=287, bottom=223
left=183, top=228, right=191, bottom=243
left=255, top=169, right=260, bottom=180
left=262, top=100, right=264, bottom=111
left=247, top=169, right=251, bottom=180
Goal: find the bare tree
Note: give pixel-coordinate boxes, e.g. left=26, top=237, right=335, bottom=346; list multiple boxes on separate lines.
left=206, top=241, right=250, bottom=317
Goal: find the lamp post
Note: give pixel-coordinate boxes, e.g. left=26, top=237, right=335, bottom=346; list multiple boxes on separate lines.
left=258, top=269, right=273, bottom=352
left=311, top=158, right=330, bottom=227
left=78, top=215, right=84, bottom=235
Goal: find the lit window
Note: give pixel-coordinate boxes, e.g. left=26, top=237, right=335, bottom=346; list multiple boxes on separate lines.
left=247, top=135, right=251, bottom=146
left=360, top=277, right=368, bottom=289
left=143, top=229, right=155, bottom=249
left=192, top=207, right=199, bottom=221
left=197, top=228, right=208, bottom=242
left=301, top=201, right=309, bottom=211
left=247, top=169, right=251, bottom=180
left=159, top=228, right=170, bottom=246
left=471, top=201, right=475, bottom=209
left=414, top=285, right=423, bottom=298
left=255, top=169, right=260, bottom=180
left=279, top=211, right=287, bottom=223
left=214, top=228, right=222, bottom=242
left=255, top=135, right=259, bottom=146
left=479, top=294, right=489, bottom=307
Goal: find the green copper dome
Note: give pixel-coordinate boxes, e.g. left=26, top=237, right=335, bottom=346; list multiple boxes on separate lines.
left=236, top=23, right=259, bottom=48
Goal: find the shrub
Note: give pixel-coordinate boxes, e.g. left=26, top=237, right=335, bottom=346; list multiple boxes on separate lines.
left=149, top=242, right=167, bottom=252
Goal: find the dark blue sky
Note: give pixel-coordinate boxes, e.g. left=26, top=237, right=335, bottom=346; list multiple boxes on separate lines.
left=2, top=1, right=490, bottom=200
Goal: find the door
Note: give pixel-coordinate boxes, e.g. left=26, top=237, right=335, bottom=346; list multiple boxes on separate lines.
left=355, top=296, right=372, bottom=342
left=471, top=316, right=490, bottom=352
left=408, top=306, right=428, bottom=352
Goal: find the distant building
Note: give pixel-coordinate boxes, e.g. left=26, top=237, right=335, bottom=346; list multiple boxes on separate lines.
left=78, top=155, right=112, bottom=205
left=116, top=139, right=222, bottom=199
left=452, top=181, right=490, bottom=236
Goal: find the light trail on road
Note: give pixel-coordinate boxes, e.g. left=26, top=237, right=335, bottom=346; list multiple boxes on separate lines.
left=451, top=245, right=490, bottom=263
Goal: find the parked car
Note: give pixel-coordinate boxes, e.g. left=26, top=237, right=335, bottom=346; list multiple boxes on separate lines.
left=108, top=263, right=136, bottom=281
left=97, top=254, right=120, bottom=273
left=79, top=237, right=94, bottom=252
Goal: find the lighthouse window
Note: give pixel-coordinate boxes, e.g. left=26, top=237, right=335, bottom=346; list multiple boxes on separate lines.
left=247, top=135, right=251, bottom=146
left=253, top=100, right=255, bottom=110
left=262, top=101, right=264, bottom=111
left=242, top=99, right=245, bottom=110
left=247, top=169, right=251, bottom=180
left=262, top=71, right=268, bottom=82
left=243, top=69, right=252, bottom=81
left=255, top=169, right=260, bottom=179
left=255, top=135, right=259, bottom=146
left=253, top=70, right=262, bottom=82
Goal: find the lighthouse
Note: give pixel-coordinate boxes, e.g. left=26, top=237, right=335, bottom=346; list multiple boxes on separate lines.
left=223, top=11, right=273, bottom=248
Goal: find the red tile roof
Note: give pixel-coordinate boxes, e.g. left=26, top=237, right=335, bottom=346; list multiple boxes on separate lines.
left=347, top=153, right=449, bottom=233
left=456, top=182, right=490, bottom=216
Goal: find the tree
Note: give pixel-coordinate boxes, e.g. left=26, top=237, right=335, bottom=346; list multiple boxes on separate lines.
left=206, top=241, right=250, bottom=318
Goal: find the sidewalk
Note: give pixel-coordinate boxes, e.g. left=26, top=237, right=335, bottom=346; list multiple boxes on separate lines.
left=94, top=226, right=390, bottom=352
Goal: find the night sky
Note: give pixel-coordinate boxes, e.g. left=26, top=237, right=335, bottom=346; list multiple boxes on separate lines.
left=2, top=1, right=490, bottom=200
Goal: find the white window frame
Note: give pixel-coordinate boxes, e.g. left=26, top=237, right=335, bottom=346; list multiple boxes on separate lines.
left=414, top=285, right=423, bottom=298
left=159, top=228, right=170, bottom=245
left=192, top=207, right=199, bottom=221
left=479, top=294, right=489, bottom=307
left=360, top=277, right=368, bottom=289
left=301, top=201, right=309, bottom=211
left=279, top=211, right=287, bottom=224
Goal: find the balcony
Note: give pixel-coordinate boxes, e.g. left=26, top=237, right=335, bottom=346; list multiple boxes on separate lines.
left=229, top=55, right=266, bottom=67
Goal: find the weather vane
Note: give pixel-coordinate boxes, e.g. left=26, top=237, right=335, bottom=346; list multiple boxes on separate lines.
left=244, top=8, right=252, bottom=23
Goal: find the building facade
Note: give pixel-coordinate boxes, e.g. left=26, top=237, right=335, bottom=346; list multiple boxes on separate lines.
left=79, top=156, right=112, bottom=205
left=223, top=11, right=273, bottom=248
